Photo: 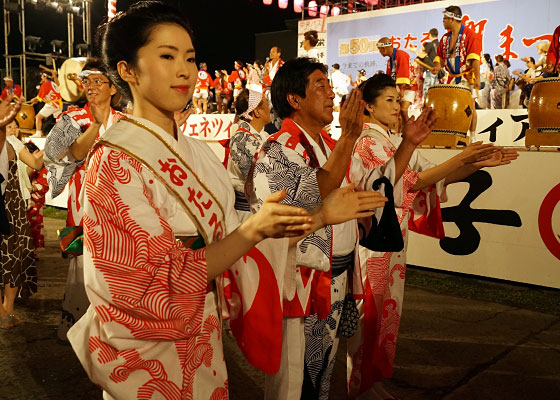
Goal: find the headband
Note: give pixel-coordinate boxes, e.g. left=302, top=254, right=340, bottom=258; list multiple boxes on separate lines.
left=77, top=70, right=104, bottom=80
left=240, top=88, right=263, bottom=121
left=443, top=10, right=462, bottom=21
left=376, top=40, right=392, bottom=48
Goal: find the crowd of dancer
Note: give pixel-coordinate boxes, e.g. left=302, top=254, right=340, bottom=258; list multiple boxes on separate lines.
left=1, top=1, right=559, bottom=399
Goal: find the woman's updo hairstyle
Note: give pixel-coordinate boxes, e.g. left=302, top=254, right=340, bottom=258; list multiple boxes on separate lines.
left=234, top=89, right=250, bottom=120
left=304, top=30, right=319, bottom=47
left=98, top=0, right=194, bottom=101
left=358, top=74, right=396, bottom=116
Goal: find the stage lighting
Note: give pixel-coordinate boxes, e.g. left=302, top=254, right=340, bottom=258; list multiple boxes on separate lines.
left=50, top=39, right=65, bottom=54
left=76, top=43, right=89, bottom=56
left=294, top=0, right=303, bottom=13
left=25, top=36, right=43, bottom=52
left=331, top=6, right=341, bottom=15
left=319, top=4, right=329, bottom=17
left=4, top=0, right=21, bottom=13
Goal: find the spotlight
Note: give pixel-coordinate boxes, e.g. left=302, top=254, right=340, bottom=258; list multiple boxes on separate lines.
left=4, top=1, right=21, bottom=13
left=75, top=43, right=89, bottom=56
left=25, top=36, right=43, bottom=52
left=50, top=39, right=65, bottom=54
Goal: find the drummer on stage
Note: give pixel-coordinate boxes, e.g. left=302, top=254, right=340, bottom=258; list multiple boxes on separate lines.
left=0, top=76, right=22, bottom=101
left=30, top=71, right=62, bottom=137
left=376, top=37, right=417, bottom=123
left=431, top=5, right=482, bottom=133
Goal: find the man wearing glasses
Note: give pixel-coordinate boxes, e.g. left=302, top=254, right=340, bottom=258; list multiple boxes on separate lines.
left=44, top=58, right=123, bottom=343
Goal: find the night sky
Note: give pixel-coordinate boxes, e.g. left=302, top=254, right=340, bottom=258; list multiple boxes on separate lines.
left=5, top=0, right=302, bottom=74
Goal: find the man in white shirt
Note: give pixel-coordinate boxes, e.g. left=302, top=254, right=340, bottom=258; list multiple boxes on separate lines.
left=330, top=63, right=351, bottom=111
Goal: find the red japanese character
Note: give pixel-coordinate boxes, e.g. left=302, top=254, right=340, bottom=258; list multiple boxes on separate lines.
left=522, top=34, right=553, bottom=47
left=420, top=32, right=431, bottom=44
left=461, top=14, right=488, bottom=39
left=403, top=33, right=418, bottom=50
left=187, top=187, right=205, bottom=217
left=209, top=213, right=224, bottom=241
left=499, top=24, right=519, bottom=60
left=390, top=35, right=401, bottom=50
left=158, top=158, right=188, bottom=186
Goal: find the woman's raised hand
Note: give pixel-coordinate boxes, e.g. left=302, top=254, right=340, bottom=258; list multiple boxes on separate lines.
left=241, top=190, right=314, bottom=242
left=402, top=107, right=437, bottom=145
left=318, top=183, right=387, bottom=226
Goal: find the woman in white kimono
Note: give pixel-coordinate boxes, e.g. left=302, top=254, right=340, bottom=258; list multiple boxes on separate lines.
left=228, top=88, right=270, bottom=221
left=347, top=74, right=518, bottom=400
left=67, top=2, right=386, bottom=399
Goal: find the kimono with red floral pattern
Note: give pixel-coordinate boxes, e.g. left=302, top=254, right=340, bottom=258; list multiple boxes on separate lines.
left=347, top=123, right=446, bottom=397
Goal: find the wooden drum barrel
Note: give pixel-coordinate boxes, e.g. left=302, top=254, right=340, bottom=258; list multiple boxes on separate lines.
left=424, top=84, right=473, bottom=137
left=16, top=104, right=36, bottom=129
left=528, top=77, right=560, bottom=132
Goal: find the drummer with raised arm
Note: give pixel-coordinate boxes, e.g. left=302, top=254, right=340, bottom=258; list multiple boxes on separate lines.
left=29, top=71, right=62, bottom=137
left=431, top=5, right=482, bottom=133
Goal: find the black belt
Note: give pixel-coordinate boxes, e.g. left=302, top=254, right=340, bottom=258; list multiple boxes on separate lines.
left=234, top=190, right=251, bottom=212
left=331, top=251, right=354, bottom=278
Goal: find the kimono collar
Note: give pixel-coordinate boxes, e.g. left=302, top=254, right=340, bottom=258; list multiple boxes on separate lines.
left=361, top=122, right=394, bottom=140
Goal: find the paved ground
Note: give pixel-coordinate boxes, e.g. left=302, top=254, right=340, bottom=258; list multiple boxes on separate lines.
left=1, top=217, right=559, bottom=399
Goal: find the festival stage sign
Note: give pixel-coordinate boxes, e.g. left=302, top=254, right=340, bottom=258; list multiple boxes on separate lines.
left=297, top=18, right=328, bottom=64
left=325, top=0, right=559, bottom=79
left=408, top=148, right=560, bottom=289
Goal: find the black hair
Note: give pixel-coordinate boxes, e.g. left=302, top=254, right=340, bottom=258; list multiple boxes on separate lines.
left=272, top=46, right=282, bottom=54
left=484, top=53, right=494, bottom=71
left=271, top=57, right=327, bottom=119
left=98, top=0, right=194, bottom=101
left=25, top=141, right=39, bottom=153
left=234, top=89, right=250, bottom=120
left=429, top=28, right=439, bottom=38
left=527, top=57, right=535, bottom=64
left=304, top=30, right=319, bottom=47
left=503, top=59, right=511, bottom=68
left=445, top=5, right=462, bottom=17
left=82, top=57, right=114, bottom=86
left=359, top=74, right=396, bottom=116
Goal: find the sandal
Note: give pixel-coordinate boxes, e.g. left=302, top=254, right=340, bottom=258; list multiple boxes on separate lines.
left=0, top=315, right=14, bottom=329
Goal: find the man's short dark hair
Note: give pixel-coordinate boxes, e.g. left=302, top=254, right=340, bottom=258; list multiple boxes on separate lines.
left=271, top=57, right=327, bottom=119
left=272, top=46, right=282, bottom=54
left=528, top=57, right=535, bottom=64
left=445, top=5, right=462, bottom=17
left=429, top=28, right=438, bottom=38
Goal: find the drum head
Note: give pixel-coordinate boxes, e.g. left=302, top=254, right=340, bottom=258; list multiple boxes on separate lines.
left=59, top=57, right=87, bottom=102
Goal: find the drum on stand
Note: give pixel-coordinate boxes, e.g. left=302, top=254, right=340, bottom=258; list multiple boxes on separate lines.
left=525, top=77, right=560, bottom=148
left=422, top=84, right=473, bottom=147
left=58, top=57, right=87, bottom=103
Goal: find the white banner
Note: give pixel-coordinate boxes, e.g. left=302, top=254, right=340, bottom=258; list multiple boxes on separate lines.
left=408, top=148, right=560, bottom=289
left=179, top=114, right=235, bottom=141
left=297, top=18, right=328, bottom=65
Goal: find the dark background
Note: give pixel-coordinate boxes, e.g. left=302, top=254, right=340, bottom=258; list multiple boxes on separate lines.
left=2, top=0, right=303, bottom=97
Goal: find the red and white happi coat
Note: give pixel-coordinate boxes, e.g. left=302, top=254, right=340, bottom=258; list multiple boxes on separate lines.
left=248, top=118, right=364, bottom=321
left=434, top=25, right=482, bottom=84
left=347, top=123, right=446, bottom=397
left=67, top=116, right=290, bottom=399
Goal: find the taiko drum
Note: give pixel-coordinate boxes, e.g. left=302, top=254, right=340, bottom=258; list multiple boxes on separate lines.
left=424, top=84, right=473, bottom=136
left=16, top=104, right=35, bottom=129
left=528, top=77, right=560, bottom=132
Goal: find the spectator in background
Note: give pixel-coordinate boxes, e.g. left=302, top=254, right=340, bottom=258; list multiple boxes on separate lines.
left=303, top=30, right=319, bottom=59
left=1, top=76, right=23, bottom=101
left=411, top=28, right=439, bottom=100
left=353, top=68, right=368, bottom=87
left=330, top=63, right=351, bottom=112
left=247, top=61, right=262, bottom=91
left=193, top=62, right=212, bottom=114
left=478, top=53, right=493, bottom=109
left=24, top=141, right=49, bottom=256
left=490, top=55, right=510, bottom=109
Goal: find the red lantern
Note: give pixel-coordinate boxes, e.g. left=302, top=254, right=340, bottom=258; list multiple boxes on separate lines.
left=263, top=0, right=273, bottom=5
left=308, top=1, right=317, bottom=16
left=278, top=0, right=288, bottom=9
left=294, top=0, right=304, bottom=13
left=331, top=6, right=340, bottom=15
left=319, top=4, right=329, bottom=17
